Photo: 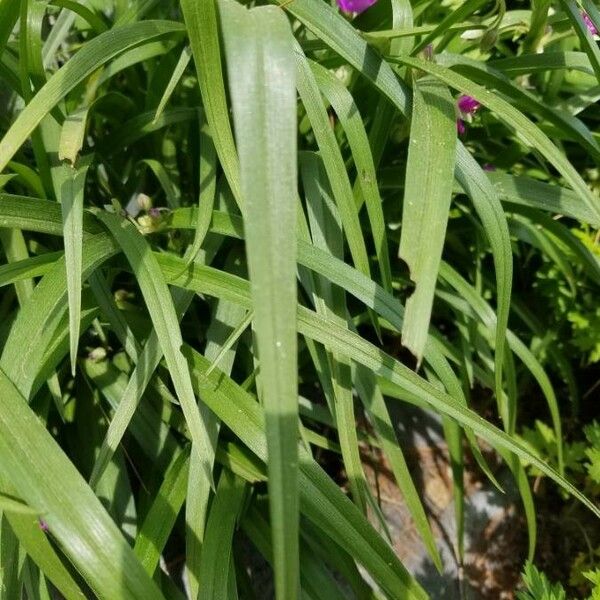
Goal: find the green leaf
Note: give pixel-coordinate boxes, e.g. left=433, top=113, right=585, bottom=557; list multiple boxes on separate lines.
left=399, top=76, right=456, bottom=363
left=180, top=0, right=241, bottom=205
left=92, top=211, right=215, bottom=488
left=0, top=20, right=185, bottom=173
left=198, top=469, right=245, bottom=600
left=455, top=145, right=512, bottom=426
left=0, top=368, right=164, bottom=599
left=558, top=0, right=600, bottom=85
left=309, top=61, right=392, bottom=292
left=219, top=3, right=299, bottom=598
left=391, top=55, right=600, bottom=224
left=0, top=234, right=118, bottom=399
left=59, top=158, right=91, bottom=375
left=517, top=562, right=566, bottom=600
left=301, top=152, right=369, bottom=516
left=487, top=172, right=600, bottom=227
left=295, top=47, right=372, bottom=281
left=152, top=45, right=192, bottom=124
left=185, top=346, right=427, bottom=600
left=2, top=508, right=86, bottom=600
left=89, top=289, right=193, bottom=489
left=134, top=448, right=190, bottom=575
left=186, top=289, right=247, bottom=600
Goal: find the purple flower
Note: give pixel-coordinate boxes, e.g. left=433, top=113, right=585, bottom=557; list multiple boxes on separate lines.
left=457, top=119, right=466, bottom=136
left=39, top=519, right=49, bottom=533
left=337, top=0, right=377, bottom=14
left=457, top=95, right=481, bottom=115
left=148, top=207, right=161, bottom=218
left=483, top=163, right=496, bottom=172
left=582, top=10, right=598, bottom=36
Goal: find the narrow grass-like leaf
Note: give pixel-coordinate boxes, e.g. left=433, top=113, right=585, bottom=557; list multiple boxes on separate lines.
left=184, top=110, right=218, bottom=266
left=242, top=503, right=347, bottom=600
left=353, top=363, right=443, bottom=570
left=152, top=45, right=192, bottom=124
left=89, top=289, right=193, bottom=488
left=0, top=369, right=164, bottom=599
left=0, top=0, right=19, bottom=56
left=134, top=448, right=190, bottom=575
left=198, top=469, right=245, bottom=600
left=0, top=21, right=185, bottom=173
left=295, top=47, right=372, bottom=281
left=411, top=0, right=488, bottom=54
left=455, top=145, right=512, bottom=424
left=59, top=158, right=91, bottom=375
left=309, top=62, right=392, bottom=292
left=391, top=55, right=600, bottom=224
left=487, top=172, right=600, bottom=226
left=0, top=515, right=20, bottom=600
left=2, top=509, right=85, bottom=600
left=92, top=211, right=215, bottom=488
left=157, top=260, right=597, bottom=518
left=301, top=152, right=369, bottom=515
left=437, top=262, right=564, bottom=474
left=0, top=229, right=34, bottom=305
left=185, top=346, right=427, bottom=600
left=180, top=0, right=241, bottom=205
left=0, top=234, right=118, bottom=399
left=399, top=76, right=456, bottom=363
left=186, top=290, right=247, bottom=600
left=558, top=0, right=600, bottom=84
left=490, top=51, right=593, bottom=75
left=219, top=3, right=299, bottom=597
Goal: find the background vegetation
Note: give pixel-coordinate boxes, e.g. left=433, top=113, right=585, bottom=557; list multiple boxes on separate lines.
left=0, top=0, right=599, bottom=598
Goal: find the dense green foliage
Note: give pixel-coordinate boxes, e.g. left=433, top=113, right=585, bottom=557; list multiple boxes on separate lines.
left=0, top=0, right=599, bottom=598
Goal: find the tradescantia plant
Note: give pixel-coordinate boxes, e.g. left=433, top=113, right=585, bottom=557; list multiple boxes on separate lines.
left=0, top=0, right=599, bottom=598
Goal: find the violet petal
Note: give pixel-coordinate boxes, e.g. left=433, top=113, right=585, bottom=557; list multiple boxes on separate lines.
left=457, top=94, right=481, bottom=115
left=582, top=10, right=598, bottom=36
left=337, top=0, right=377, bottom=14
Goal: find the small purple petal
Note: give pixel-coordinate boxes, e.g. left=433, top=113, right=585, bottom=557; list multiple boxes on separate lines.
left=457, top=119, right=466, bottom=136
left=337, top=0, right=377, bottom=14
left=582, top=10, right=598, bottom=36
left=39, top=519, right=49, bottom=532
left=483, top=163, right=496, bottom=172
left=148, top=207, right=161, bottom=218
left=457, top=94, right=481, bottom=115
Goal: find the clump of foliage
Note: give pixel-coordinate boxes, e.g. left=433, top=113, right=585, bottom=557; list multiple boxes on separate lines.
left=0, top=0, right=599, bottom=598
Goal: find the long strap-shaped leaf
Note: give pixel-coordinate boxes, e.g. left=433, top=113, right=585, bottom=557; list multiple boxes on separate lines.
left=309, top=61, right=393, bottom=293
left=134, top=448, right=190, bottom=575
left=0, top=369, right=164, bottom=600
left=59, top=159, right=90, bottom=376
left=186, top=347, right=427, bottom=600
left=295, top=47, right=372, bottom=281
left=0, top=201, right=594, bottom=514
left=455, top=145, right=512, bottom=426
left=198, top=469, right=246, bottom=600
left=392, top=56, right=600, bottom=224
left=218, top=2, right=299, bottom=599
left=399, top=76, right=456, bottom=363
left=154, top=257, right=600, bottom=520
left=92, top=211, right=215, bottom=489
left=559, top=0, right=600, bottom=85
left=180, top=0, right=241, bottom=205
left=0, top=20, right=185, bottom=173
